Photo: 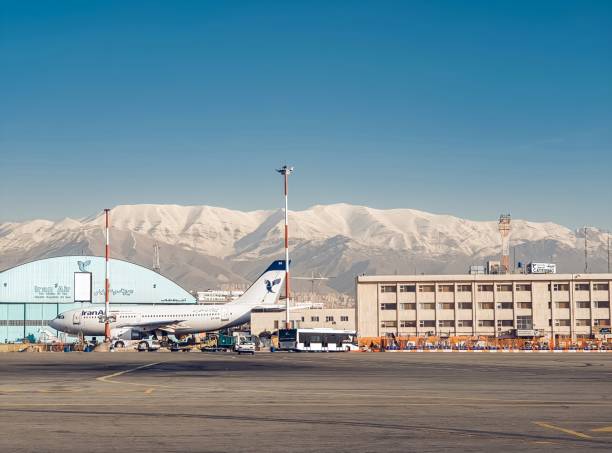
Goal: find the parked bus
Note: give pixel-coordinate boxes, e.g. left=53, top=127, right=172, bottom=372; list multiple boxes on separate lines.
left=277, top=328, right=359, bottom=352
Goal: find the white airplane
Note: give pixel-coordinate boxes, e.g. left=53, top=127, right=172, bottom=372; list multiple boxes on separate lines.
left=49, top=260, right=287, bottom=341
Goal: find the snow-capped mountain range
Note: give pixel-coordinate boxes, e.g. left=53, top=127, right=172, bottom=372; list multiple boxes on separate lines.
left=0, top=203, right=609, bottom=295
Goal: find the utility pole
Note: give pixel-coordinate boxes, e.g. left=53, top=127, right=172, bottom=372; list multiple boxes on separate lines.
left=104, top=209, right=111, bottom=343
left=276, top=165, right=293, bottom=328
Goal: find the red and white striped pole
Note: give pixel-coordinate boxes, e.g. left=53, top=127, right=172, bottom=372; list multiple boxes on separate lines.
left=276, top=165, right=293, bottom=328
left=104, top=208, right=111, bottom=342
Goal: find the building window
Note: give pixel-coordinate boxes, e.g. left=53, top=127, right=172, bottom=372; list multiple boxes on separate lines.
left=380, top=303, right=397, bottom=310
left=554, top=319, right=571, bottom=327
left=594, top=301, right=610, bottom=308
left=457, top=302, right=473, bottom=310
left=419, top=284, right=435, bottom=293
left=576, top=301, right=590, bottom=308
left=438, top=320, right=454, bottom=327
left=516, top=284, right=531, bottom=291
left=516, top=316, right=532, bottom=329
left=594, top=319, right=611, bottom=327
left=437, top=303, right=454, bottom=310
left=477, top=284, right=494, bottom=292
left=381, top=285, right=397, bottom=293
left=575, top=283, right=590, bottom=291
left=496, top=284, right=512, bottom=292
left=479, top=302, right=494, bottom=310
left=498, top=319, right=515, bottom=327
left=457, top=320, right=473, bottom=327
left=594, top=283, right=610, bottom=291
left=575, top=319, right=590, bottom=326
left=273, top=320, right=279, bottom=329
left=498, top=302, right=513, bottom=309
left=516, top=302, right=532, bottom=309
left=478, top=320, right=494, bottom=327
left=381, top=320, right=397, bottom=328
left=438, top=284, right=454, bottom=292
left=325, top=316, right=334, bottom=322
left=555, top=301, right=570, bottom=309
left=311, top=316, right=319, bottom=322
left=419, top=303, right=435, bottom=310
left=457, top=284, right=472, bottom=292
left=419, top=320, right=435, bottom=328
left=552, top=283, right=570, bottom=291
left=400, top=303, right=416, bottom=310
left=399, top=284, right=416, bottom=293
left=400, top=320, right=416, bottom=328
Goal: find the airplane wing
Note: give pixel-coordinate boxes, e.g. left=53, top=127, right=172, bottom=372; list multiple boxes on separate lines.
left=118, top=319, right=189, bottom=333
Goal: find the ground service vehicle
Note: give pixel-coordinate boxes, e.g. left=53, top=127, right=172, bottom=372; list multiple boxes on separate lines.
left=235, top=339, right=256, bottom=355
left=278, top=328, right=359, bottom=352
left=137, top=338, right=161, bottom=352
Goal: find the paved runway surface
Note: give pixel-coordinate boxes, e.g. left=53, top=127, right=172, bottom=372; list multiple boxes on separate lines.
left=1, top=352, right=612, bottom=452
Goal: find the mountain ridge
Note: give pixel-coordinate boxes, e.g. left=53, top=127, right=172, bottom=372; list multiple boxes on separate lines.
left=1, top=203, right=609, bottom=296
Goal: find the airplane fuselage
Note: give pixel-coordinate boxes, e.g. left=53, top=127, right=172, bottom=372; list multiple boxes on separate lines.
left=52, top=303, right=253, bottom=337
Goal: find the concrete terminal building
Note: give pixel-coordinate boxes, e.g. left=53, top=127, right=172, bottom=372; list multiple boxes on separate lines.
left=356, top=273, right=612, bottom=341
left=250, top=308, right=355, bottom=336
left=0, top=256, right=196, bottom=342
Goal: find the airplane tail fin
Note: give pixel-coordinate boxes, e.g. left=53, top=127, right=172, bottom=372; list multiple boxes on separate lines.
left=227, top=260, right=288, bottom=307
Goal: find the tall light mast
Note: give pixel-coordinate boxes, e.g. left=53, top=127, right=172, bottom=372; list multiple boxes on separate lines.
left=104, top=208, right=111, bottom=342
left=276, top=165, right=294, bottom=328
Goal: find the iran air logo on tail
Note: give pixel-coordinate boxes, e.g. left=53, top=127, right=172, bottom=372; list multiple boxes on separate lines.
left=265, top=278, right=282, bottom=293
left=78, top=260, right=91, bottom=272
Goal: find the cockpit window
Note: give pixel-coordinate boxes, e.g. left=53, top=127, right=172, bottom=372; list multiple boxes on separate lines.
left=57, top=314, right=65, bottom=319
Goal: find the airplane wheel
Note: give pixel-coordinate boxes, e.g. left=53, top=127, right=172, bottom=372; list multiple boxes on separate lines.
left=115, top=341, right=125, bottom=349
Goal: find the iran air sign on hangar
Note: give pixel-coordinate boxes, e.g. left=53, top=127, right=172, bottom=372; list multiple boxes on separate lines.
left=0, top=256, right=195, bottom=304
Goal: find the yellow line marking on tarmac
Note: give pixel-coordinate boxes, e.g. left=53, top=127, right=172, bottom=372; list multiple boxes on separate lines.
left=534, top=422, right=592, bottom=439
left=591, top=426, right=612, bottom=432
left=96, top=362, right=170, bottom=388
left=144, top=388, right=155, bottom=395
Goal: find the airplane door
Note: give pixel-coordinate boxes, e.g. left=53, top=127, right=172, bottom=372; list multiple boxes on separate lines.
left=72, top=311, right=81, bottom=325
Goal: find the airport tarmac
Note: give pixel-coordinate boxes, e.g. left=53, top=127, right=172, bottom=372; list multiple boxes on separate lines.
left=1, top=352, right=612, bottom=452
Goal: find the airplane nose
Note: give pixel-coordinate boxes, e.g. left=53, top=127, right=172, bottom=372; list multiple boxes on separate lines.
left=49, top=319, right=59, bottom=330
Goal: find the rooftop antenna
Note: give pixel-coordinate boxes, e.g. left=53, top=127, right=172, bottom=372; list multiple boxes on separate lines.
left=276, top=164, right=294, bottom=328
left=498, top=214, right=511, bottom=274
left=584, top=226, right=588, bottom=273
left=153, top=241, right=161, bottom=273
left=608, top=230, right=610, bottom=274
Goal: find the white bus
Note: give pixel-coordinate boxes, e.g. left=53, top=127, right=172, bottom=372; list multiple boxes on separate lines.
left=277, top=328, right=359, bottom=352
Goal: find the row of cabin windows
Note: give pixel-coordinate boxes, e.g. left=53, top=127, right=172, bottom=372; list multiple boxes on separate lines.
left=380, top=283, right=610, bottom=294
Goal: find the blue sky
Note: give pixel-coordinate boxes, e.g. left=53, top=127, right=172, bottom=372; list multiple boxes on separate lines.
left=1, top=1, right=611, bottom=229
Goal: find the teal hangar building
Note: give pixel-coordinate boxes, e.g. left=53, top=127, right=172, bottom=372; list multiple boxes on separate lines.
left=0, top=256, right=196, bottom=342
